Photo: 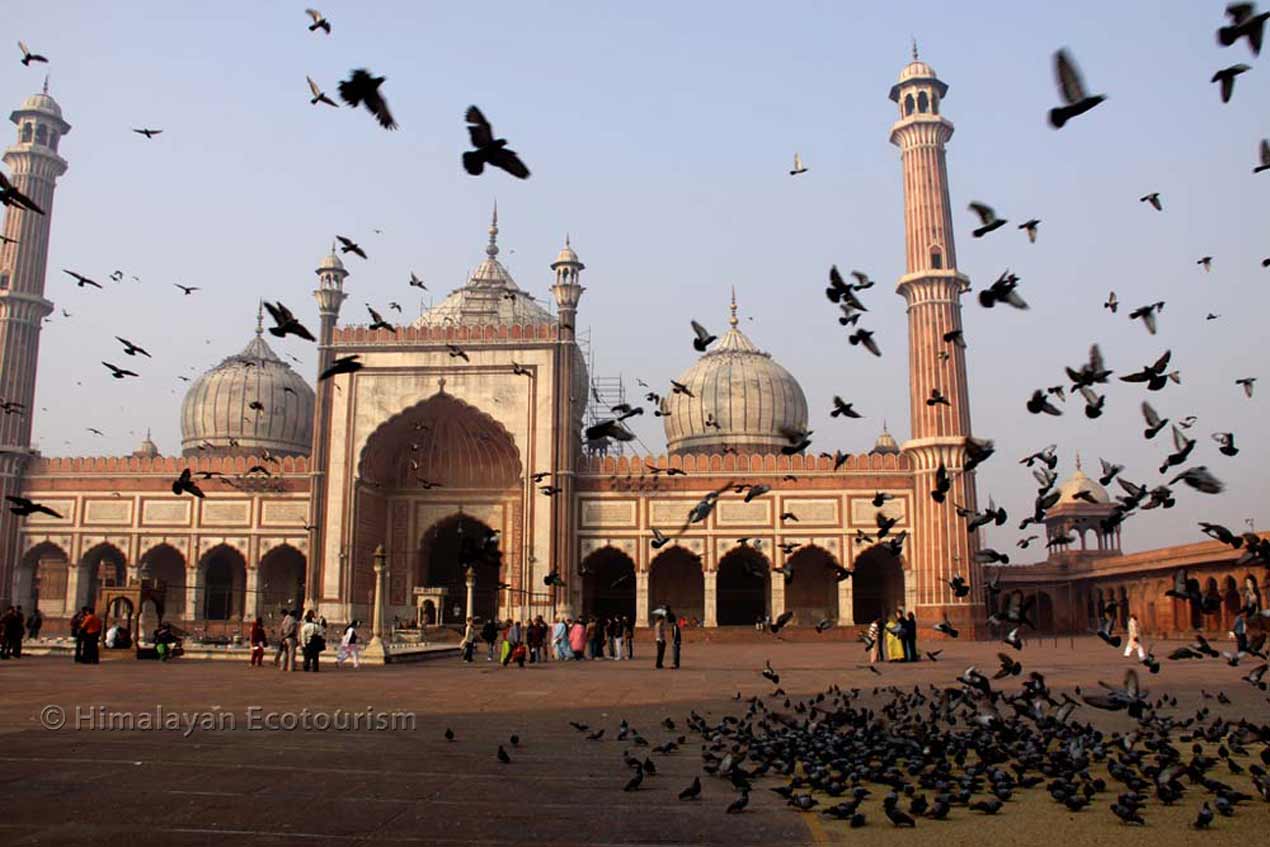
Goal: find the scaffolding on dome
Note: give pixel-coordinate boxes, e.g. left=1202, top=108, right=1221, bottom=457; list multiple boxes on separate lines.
left=579, top=330, right=630, bottom=457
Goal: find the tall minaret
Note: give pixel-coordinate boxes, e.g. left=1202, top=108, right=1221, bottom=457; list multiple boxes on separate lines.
left=0, top=84, right=70, bottom=606
left=306, top=247, right=348, bottom=608
left=889, top=50, right=984, bottom=635
left=549, top=236, right=584, bottom=615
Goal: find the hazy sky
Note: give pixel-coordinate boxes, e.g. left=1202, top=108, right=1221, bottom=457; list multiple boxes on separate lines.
left=6, top=1, right=1267, bottom=554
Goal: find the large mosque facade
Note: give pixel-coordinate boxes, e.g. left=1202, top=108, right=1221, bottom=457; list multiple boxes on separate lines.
left=3, top=62, right=1262, bottom=643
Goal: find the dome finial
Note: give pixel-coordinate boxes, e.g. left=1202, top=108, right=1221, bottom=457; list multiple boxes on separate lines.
left=911, top=37, right=919, bottom=62
left=255, top=300, right=264, bottom=337
left=1075, top=451, right=1083, bottom=472
left=486, top=202, right=500, bottom=258
left=729, top=286, right=738, bottom=328
left=42, top=75, right=50, bottom=95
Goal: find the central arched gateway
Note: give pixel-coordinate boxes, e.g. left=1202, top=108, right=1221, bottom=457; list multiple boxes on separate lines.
left=419, top=514, right=501, bottom=623
left=851, top=544, right=905, bottom=626
left=581, top=547, right=636, bottom=621
left=783, top=545, right=840, bottom=626
left=716, top=546, right=769, bottom=626
left=649, top=547, right=704, bottom=623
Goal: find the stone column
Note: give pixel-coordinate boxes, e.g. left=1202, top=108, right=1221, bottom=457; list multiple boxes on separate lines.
left=464, top=567, right=476, bottom=622
left=635, top=569, right=649, bottom=627
left=703, top=570, right=717, bottom=628
left=770, top=574, right=785, bottom=622
left=184, top=566, right=199, bottom=620
left=360, top=545, right=389, bottom=664
left=245, top=567, right=259, bottom=622
left=64, top=565, right=80, bottom=618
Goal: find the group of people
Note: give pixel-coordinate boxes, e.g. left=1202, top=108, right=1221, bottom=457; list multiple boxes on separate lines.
left=866, top=609, right=920, bottom=663
left=1, top=605, right=40, bottom=659
left=261, top=609, right=361, bottom=672
left=459, top=610, right=686, bottom=669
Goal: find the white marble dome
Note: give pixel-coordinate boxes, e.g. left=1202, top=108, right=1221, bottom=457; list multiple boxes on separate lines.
left=663, top=297, right=808, bottom=456
left=1056, top=465, right=1111, bottom=505
left=180, top=324, right=314, bottom=457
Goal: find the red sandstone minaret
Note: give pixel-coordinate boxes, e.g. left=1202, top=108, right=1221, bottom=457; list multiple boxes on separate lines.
left=549, top=234, right=585, bottom=616
left=889, top=48, right=985, bottom=635
left=0, top=83, right=70, bottom=606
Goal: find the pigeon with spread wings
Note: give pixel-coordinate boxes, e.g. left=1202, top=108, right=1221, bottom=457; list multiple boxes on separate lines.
left=463, top=106, right=530, bottom=179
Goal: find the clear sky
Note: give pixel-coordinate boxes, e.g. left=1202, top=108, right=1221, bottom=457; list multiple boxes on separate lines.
left=5, top=1, right=1267, bottom=553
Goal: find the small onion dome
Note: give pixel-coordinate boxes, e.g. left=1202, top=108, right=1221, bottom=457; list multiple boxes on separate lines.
left=1055, top=460, right=1111, bottom=505
left=553, top=236, right=582, bottom=267
left=870, top=424, right=901, bottom=456
left=18, top=91, right=63, bottom=119
left=317, top=251, right=345, bottom=272
left=179, top=322, right=314, bottom=457
left=663, top=292, right=808, bottom=456
left=131, top=430, right=160, bottom=459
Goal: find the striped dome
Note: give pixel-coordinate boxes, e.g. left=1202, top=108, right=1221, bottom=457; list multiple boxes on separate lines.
left=179, top=328, right=314, bottom=457
left=663, top=298, right=807, bottom=456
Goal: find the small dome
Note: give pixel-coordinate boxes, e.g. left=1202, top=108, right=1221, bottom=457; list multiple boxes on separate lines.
left=553, top=237, right=581, bottom=267
left=131, top=430, right=160, bottom=459
left=1056, top=465, right=1111, bottom=506
left=180, top=323, right=314, bottom=457
left=897, top=60, right=937, bottom=84
left=18, top=92, right=62, bottom=119
left=664, top=292, right=808, bottom=456
left=870, top=425, right=901, bottom=456
left=317, top=251, right=345, bottom=273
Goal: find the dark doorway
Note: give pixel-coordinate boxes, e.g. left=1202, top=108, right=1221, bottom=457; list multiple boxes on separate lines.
left=783, top=546, right=839, bottom=626
left=649, top=547, right=704, bottom=624
left=420, top=515, right=500, bottom=623
left=202, top=546, right=245, bottom=620
left=716, top=547, right=769, bottom=626
left=581, top=547, right=636, bottom=622
left=851, top=545, right=905, bottom=626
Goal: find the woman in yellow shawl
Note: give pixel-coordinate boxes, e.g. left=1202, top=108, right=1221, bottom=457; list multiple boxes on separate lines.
left=884, top=610, right=905, bottom=661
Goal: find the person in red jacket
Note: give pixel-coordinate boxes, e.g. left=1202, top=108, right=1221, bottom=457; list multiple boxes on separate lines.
left=249, top=617, right=267, bottom=666
left=79, top=607, right=102, bottom=665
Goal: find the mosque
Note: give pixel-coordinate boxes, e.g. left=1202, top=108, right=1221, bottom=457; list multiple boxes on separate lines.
left=1, top=61, right=1263, bottom=647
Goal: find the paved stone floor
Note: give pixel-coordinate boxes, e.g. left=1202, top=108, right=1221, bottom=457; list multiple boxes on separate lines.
left=0, top=636, right=1265, bottom=846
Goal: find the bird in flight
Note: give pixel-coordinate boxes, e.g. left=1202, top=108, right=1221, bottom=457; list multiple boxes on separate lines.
left=848, top=328, right=881, bottom=357
left=1197, top=256, right=1212, bottom=272
left=1104, top=291, right=1118, bottom=312
left=1048, top=48, right=1105, bottom=129
left=1018, top=218, right=1040, bottom=242
left=1217, top=2, right=1269, bottom=55
left=305, top=8, right=331, bottom=34
left=408, top=272, right=426, bottom=290
left=6, top=496, right=62, bottom=518
left=690, top=320, right=716, bottom=352
left=17, top=41, right=48, bottom=66
left=1128, top=301, right=1165, bottom=335
left=102, top=362, right=140, bottom=379
left=174, top=283, right=199, bottom=295
left=63, top=270, right=102, bottom=289
left=366, top=304, right=393, bottom=332
left=263, top=301, right=315, bottom=341
left=1211, top=63, right=1250, bottom=103
left=171, top=468, right=204, bottom=498
left=0, top=172, right=43, bottom=215
left=115, top=337, right=151, bottom=358
left=789, top=152, right=807, bottom=175
left=338, top=69, right=397, bottom=130
left=968, top=202, right=1007, bottom=237
left=319, top=355, right=363, bottom=381
left=1236, top=376, right=1256, bottom=397
left=132, top=128, right=162, bottom=139
left=1139, top=192, right=1162, bottom=211
left=336, top=235, right=366, bottom=259
left=1255, top=139, right=1270, bottom=173
left=306, top=76, right=337, bottom=107
left=462, top=106, right=531, bottom=179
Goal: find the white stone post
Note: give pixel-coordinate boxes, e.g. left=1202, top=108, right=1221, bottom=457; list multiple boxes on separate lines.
left=184, top=566, right=199, bottom=620
left=770, top=573, right=785, bottom=622
left=838, top=539, right=856, bottom=625
left=464, top=567, right=476, bottom=622
left=703, top=570, right=718, bottom=628
left=245, top=567, right=259, bottom=622
left=361, top=545, right=388, bottom=663
left=635, top=569, right=649, bottom=627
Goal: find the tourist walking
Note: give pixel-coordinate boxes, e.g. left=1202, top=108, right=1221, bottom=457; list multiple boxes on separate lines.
left=527, top=616, right=545, bottom=663
left=79, top=607, right=102, bottom=665
left=275, top=608, right=298, bottom=671
left=670, top=611, right=682, bottom=669
left=1123, top=612, right=1146, bottom=660
left=461, top=617, right=477, bottom=663
left=1231, top=611, right=1248, bottom=654
left=654, top=611, right=667, bottom=669
left=249, top=617, right=267, bottom=666
left=623, top=616, right=634, bottom=659
left=481, top=617, right=498, bottom=662
left=867, top=617, right=883, bottom=665
left=26, top=608, right=42, bottom=641
left=336, top=620, right=361, bottom=668
left=300, top=611, right=325, bottom=672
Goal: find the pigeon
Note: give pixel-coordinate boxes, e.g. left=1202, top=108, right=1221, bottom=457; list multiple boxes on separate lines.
left=1019, top=218, right=1041, bottom=242
left=725, top=792, right=749, bottom=814
left=831, top=396, right=862, bottom=418
left=679, top=777, right=702, bottom=800
left=338, top=69, right=396, bottom=130
left=365, top=304, right=393, bottom=332
left=1026, top=389, right=1062, bottom=416
left=848, top=329, right=881, bottom=357
left=131, top=128, right=162, bottom=139
left=5, top=496, right=63, bottom=518
left=848, top=270, right=875, bottom=289
left=1098, top=458, right=1123, bottom=486
left=1078, top=386, right=1105, bottom=418
left=319, top=355, right=363, bottom=381
left=1211, top=64, right=1251, bottom=103
left=585, top=419, right=635, bottom=444
left=1140, top=401, right=1168, bottom=439
left=968, top=202, right=1007, bottom=237
left=1104, top=291, right=1118, bottom=312
left=779, top=427, right=812, bottom=454
left=1140, top=192, right=1162, bottom=211
left=1197, top=256, right=1213, bottom=272
left=826, top=266, right=868, bottom=310
left=263, top=302, right=316, bottom=341
left=306, top=76, right=338, bottom=107
left=408, top=272, right=426, bottom=290
left=1120, top=350, right=1174, bottom=391
left=1048, top=48, right=1106, bottom=128
left=63, top=270, right=102, bottom=289
left=497, top=745, right=511, bottom=764
left=789, top=152, right=807, bottom=175
left=336, top=235, right=367, bottom=259
left=1212, top=431, right=1238, bottom=456
left=926, top=388, right=951, bottom=407
left=102, top=362, right=139, bottom=379
left=171, top=468, right=204, bottom=498
left=933, top=615, right=959, bottom=637
left=1170, top=466, right=1223, bottom=494
left=463, top=106, right=530, bottom=179
left=304, top=8, right=331, bottom=33
left=1128, top=301, right=1165, bottom=335
left=1066, top=343, right=1112, bottom=389
left=174, top=283, right=199, bottom=295
left=930, top=463, right=951, bottom=503
left=1236, top=376, right=1255, bottom=397
left=444, top=728, right=455, bottom=741
left=1194, top=801, right=1214, bottom=829
left=1255, top=139, right=1270, bottom=173
left=447, top=343, right=470, bottom=362
left=115, top=337, right=151, bottom=358
left=690, top=320, right=716, bottom=352
left=1218, top=2, right=1270, bottom=55
left=978, top=269, right=1028, bottom=309
left=17, top=41, right=48, bottom=66
left=623, top=769, right=643, bottom=792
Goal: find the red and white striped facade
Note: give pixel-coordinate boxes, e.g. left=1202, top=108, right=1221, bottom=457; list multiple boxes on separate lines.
left=890, top=58, right=986, bottom=635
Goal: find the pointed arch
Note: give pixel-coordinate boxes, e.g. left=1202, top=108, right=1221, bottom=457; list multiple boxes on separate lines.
left=783, top=544, right=841, bottom=626
left=199, top=544, right=246, bottom=621
left=78, top=542, right=127, bottom=611
left=418, top=513, right=500, bottom=623
left=581, top=546, right=636, bottom=621
left=258, top=543, right=306, bottom=619
left=716, top=545, right=770, bottom=626
left=649, top=546, right=704, bottom=624
left=851, top=543, right=905, bottom=626
left=139, top=542, right=187, bottom=622
left=17, top=540, right=69, bottom=614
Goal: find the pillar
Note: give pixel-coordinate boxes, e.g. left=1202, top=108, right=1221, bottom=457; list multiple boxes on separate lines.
left=245, top=567, right=259, bottom=621
left=464, top=567, right=475, bottom=622
left=549, top=231, right=585, bottom=618
left=635, top=568, right=649, bottom=627
left=184, top=566, right=198, bottom=620
left=770, top=573, right=786, bottom=622
left=362, top=545, right=388, bottom=663
left=838, top=542, right=855, bottom=625
left=703, top=570, right=717, bottom=628
left=64, top=565, right=80, bottom=617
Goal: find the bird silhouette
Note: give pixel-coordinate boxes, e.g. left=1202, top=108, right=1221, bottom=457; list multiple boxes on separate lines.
left=968, top=202, right=1007, bottom=237
left=305, top=8, right=331, bottom=33
left=338, top=69, right=396, bottom=129
left=306, top=76, right=338, bottom=107
left=462, top=105, right=530, bottom=179
left=1049, top=48, right=1106, bottom=128
left=789, top=152, right=807, bottom=175
left=1212, top=63, right=1251, bottom=102
left=264, top=302, right=315, bottom=341
left=319, top=355, right=363, bottom=382
left=17, top=41, right=48, bottom=66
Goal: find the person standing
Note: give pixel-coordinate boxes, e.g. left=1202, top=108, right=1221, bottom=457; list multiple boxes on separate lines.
left=623, top=616, right=634, bottom=660
left=461, top=617, right=477, bottom=663
left=336, top=620, right=361, bottom=668
left=1232, top=611, right=1248, bottom=654
left=551, top=616, right=567, bottom=660
left=670, top=611, right=682, bottom=669
left=26, top=608, right=43, bottom=641
left=606, top=617, right=619, bottom=659
left=568, top=617, right=585, bottom=660
left=0, top=606, right=16, bottom=659
left=885, top=610, right=905, bottom=661
left=867, top=617, right=883, bottom=665
left=584, top=617, right=598, bottom=660
left=300, top=611, right=325, bottom=672
left=1123, top=612, right=1145, bottom=660
left=69, top=607, right=85, bottom=663
left=249, top=616, right=267, bottom=667
left=654, top=612, right=667, bottom=669
left=79, top=607, right=102, bottom=665
left=905, top=611, right=918, bottom=661
left=8, top=606, right=25, bottom=658
left=276, top=608, right=298, bottom=671
left=613, top=616, right=625, bottom=661
left=481, top=617, right=498, bottom=662
left=527, top=616, right=544, bottom=664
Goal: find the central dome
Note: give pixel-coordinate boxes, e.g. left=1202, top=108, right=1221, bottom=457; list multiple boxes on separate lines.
left=664, top=293, right=808, bottom=456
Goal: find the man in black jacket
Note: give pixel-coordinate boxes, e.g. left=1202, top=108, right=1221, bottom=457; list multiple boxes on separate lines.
left=480, top=618, right=498, bottom=662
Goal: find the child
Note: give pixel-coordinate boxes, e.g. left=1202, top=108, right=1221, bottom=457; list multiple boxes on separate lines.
left=249, top=616, right=267, bottom=667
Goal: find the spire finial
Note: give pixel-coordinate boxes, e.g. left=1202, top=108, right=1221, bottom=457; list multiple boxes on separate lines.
left=882, top=418, right=889, bottom=433
left=1075, top=452, right=1083, bottom=472
left=486, top=202, right=500, bottom=258
left=255, top=300, right=265, bottom=336
left=911, top=37, right=919, bottom=61
left=729, top=286, right=738, bottom=328
left=565, top=232, right=571, bottom=248
left=42, top=75, right=49, bottom=95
